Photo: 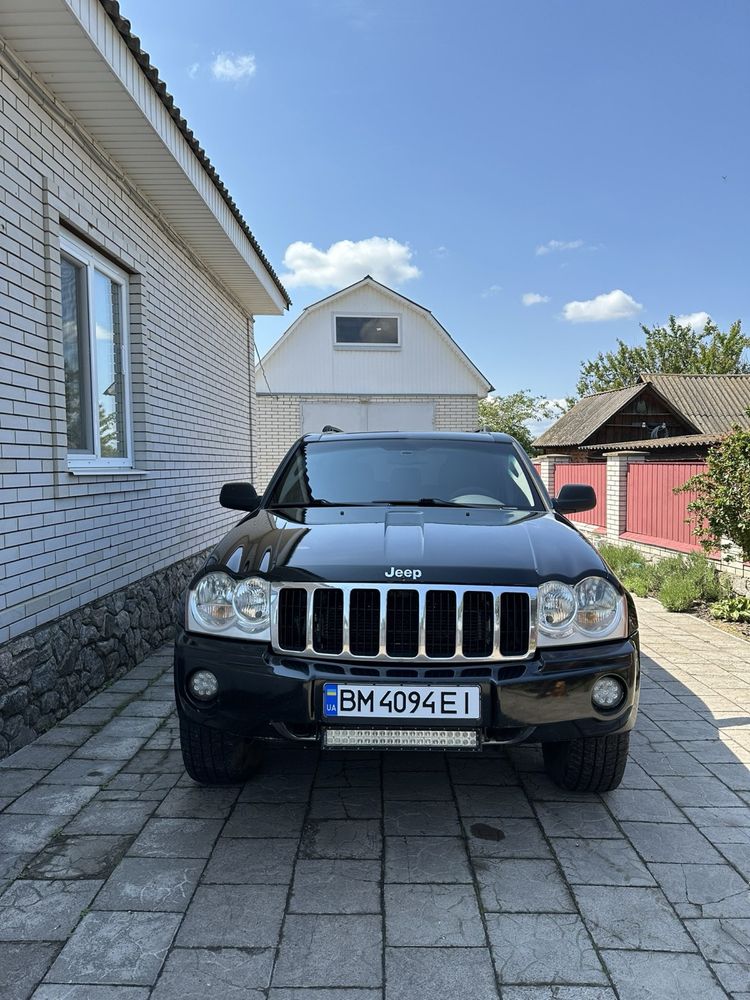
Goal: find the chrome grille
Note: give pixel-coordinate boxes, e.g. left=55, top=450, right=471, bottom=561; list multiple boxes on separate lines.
left=272, top=583, right=536, bottom=663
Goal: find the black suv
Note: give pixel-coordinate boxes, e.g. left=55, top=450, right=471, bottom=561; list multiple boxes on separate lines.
left=175, top=432, right=639, bottom=792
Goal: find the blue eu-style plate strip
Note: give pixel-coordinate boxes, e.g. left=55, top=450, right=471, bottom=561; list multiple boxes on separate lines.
left=324, top=684, right=338, bottom=717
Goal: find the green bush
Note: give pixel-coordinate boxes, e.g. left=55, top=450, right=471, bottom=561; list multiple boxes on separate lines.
left=597, top=542, right=727, bottom=612
left=659, top=575, right=702, bottom=612
left=710, top=594, right=750, bottom=623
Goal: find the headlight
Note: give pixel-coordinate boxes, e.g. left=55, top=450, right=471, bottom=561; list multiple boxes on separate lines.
left=233, top=577, right=270, bottom=631
left=536, top=576, right=625, bottom=645
left=192, top=572, right=237, bottom=629
left=537, top=581, right=577, bottom=635
left=575, top=577, right=620, bottom=635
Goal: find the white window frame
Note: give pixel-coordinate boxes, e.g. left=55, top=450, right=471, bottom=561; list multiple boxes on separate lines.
left=60, top=231, right=134, bottom=472
left=332, top=312, right=401, bottom=350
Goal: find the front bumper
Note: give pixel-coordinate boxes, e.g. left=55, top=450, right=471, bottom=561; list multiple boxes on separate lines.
left=174, top=628, right=640, bottom=746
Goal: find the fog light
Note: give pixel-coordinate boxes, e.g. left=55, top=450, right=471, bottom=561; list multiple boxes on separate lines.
left=188, top=670, right=218, bottom=701
left=591, top=676, right=626, bottom=710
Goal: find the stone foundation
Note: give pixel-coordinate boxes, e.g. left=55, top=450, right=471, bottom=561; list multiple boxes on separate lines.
left=0, top=550, right=207, bottom=758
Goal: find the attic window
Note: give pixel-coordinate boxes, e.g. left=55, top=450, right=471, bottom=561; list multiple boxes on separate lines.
left=334, top=315, right=399, bottom=347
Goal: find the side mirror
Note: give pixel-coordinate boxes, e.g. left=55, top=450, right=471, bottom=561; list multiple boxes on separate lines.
left=219, top=481, right=261, bottom=513
left=553, top=483, right=597, bottom=515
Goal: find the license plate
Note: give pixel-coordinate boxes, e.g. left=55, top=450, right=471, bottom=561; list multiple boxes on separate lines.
left=322, top=684, right=481, bottom=720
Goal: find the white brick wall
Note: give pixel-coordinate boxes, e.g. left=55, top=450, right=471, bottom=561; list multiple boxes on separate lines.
left=0, top=44, right=260, bottom=643
left=255, top=393, right=479, bottom=488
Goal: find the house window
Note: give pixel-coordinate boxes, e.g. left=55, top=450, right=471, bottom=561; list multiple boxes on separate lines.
left=334, top=315, right=399, bottom=347
left=60, top=232, right=132, bottom=470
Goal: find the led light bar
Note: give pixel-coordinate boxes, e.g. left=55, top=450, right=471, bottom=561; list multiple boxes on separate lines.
left=323, top=728, right=480, bottom=750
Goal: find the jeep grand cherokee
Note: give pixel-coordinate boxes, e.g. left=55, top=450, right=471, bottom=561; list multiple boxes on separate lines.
left=174, top=432, right=639, bottom=792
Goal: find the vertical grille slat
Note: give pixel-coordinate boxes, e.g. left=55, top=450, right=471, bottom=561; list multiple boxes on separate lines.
left=312, top=589, right=344, bottom=653
left=386, top=589, right=419, bottom=657
left=425, top=590, right=457, bottom=658
left=277, top=588, right=308, bottom=651
left=500, top=592, right=530, bottom=656
left=462, top=591, right=494, bottom=658
left=349, top=589, right=381, bottom=657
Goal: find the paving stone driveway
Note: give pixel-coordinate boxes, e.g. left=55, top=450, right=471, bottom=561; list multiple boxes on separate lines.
left=0, top=597, right=749, bottom=1000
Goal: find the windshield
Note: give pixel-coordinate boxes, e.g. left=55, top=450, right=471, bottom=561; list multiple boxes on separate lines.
left=268, top=438, right=543, bottom=510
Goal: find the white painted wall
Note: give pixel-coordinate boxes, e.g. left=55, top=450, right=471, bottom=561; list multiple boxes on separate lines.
left=260, top=283, right=486, bottom=396
left=301, top=401, right=435, bottom=434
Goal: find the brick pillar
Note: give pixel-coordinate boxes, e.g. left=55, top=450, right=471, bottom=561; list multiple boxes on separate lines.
left=605, top=451, right=648, bottom=540
left=538, top=454, right=570, bottom=496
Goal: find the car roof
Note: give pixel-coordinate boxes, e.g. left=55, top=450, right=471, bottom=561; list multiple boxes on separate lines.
left=301, top=430, right=517, bottom=444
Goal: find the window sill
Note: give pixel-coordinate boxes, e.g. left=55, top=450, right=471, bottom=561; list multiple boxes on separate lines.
left=66, top=467, right=148, bottom=478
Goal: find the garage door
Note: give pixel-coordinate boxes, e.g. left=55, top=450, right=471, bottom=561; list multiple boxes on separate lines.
left=302, top=401, right=434, bottom=434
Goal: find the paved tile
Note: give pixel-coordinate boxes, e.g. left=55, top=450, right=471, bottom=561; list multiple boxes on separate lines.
left=502, top=990, right=616, bottom=1000
left=92, top=857, right=204, bottom=911
left=573, top=885, right=696, bottom=951
left=6, top=784, right=98, bottom=816
left=650, top=862, right=750, bottom=917
left=269, top=991, right=380, bottom=1000
left=605, top=788, right=687, bottom=823
left=464, top=816, right=552, bottom=858
left=620, top=821, right=724, bottom=863
left=223, top=801, right=307, bottom=837
left=42, top=758, right=123, bottom=786
left=0, top=769, right=47, bottom=798
left=551, top=837, right=656, bottom=886
left=308, top=786, right=382, bottom=818
left=602, top=949, right=729, bottom=1000
left=155, top=786, right=239, bottom=818
left=176, top=884, right=287, bottom=946
left=127, top=817, right=222, bottom=857
left=0, top=941, right=61, bottom=1000
left=46, top=911, right=180, bottom=986
left=385, top=883, right=485, bottom=945
left=383, top=800, right=461, bottom=836
left=290, top=859, right=381, bottom=913
left=300, top=819, right=382, bottom=859
left=25, top=834, right=133, bottom=880
left=385, top=835, right=473, bottom=882
left=0, top=815, right=62, bottom=854
left=63, top=798, right=155, bottom=836
left=385, top=946, right=498, bottom=1000
left=32, top=986, right=151, bottom=999
left=0, top=879, right=102, bottom=940
left=535, top=801, right=620, bottom=839
left=202, top=837, right=298, bottom=883
left=475, top=857, right=575, bottom=911
left=486, top=913, right=607, bottom=984
left=273, top=915, right=382, bottom=988
left=150, top=948, right=271, bottom=999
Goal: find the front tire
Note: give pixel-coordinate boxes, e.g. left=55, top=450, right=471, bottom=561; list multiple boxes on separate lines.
left=543, top=732, right=630, bottom=793
left=179, top=712, right=261, bottom=785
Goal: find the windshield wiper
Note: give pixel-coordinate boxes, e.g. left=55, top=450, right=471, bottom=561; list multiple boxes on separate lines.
left=370, top=498, right=511, bottom=508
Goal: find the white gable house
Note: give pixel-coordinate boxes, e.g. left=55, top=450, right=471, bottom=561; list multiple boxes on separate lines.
left=256, top=276, right=492, bottom=484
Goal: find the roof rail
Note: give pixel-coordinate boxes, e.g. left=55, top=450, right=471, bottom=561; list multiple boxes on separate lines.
left=321, top=425, right=343, bottom=433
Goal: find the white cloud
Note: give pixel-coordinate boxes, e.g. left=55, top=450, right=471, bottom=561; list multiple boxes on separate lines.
left=522, top=292, right=550, bottom=306
left=211, top=52, right=257, bottom=82
left=536, top=239, right=584, bottom=256
left=674, top=311, right=710, bottom=332
left=481, top=284, right=502, bottom=299
left=281, top=237, right=420, bottom=290
left=187, top=62, right=200, bottom=79
left=562, top=289, right=643, bottom=323
left=431, top=246, right=449, bottom=258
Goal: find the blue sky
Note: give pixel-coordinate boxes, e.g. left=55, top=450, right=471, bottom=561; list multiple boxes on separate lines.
left=125, top=0, right=750, bottom=400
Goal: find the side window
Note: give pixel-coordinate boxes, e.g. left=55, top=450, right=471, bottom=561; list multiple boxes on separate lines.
left=60, top=232, right=132, bottom=470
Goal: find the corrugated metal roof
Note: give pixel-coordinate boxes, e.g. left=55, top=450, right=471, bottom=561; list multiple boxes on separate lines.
left=533, top=384, right=645, bottom=447
left=99, top=0, right=291, bottom=308
left=644, top=374, right=750, bottom=434
left=580, top=433, right=722, bottom=451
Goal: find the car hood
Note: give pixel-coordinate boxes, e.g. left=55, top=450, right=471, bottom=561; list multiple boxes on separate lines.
left=204, top=506, right=615, bottom=588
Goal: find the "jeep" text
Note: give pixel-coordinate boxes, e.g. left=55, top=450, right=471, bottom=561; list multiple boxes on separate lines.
left=384, top=567, right=422, bottom=579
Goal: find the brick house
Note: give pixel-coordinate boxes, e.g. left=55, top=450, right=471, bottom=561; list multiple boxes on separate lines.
left=256, top=276, right=492, bottom=485
left=0, top=0, right=289, bottom=755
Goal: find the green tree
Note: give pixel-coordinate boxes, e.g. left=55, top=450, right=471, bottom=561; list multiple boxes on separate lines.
left=576, top=317, right=749, bottom=396
left=678, top=416, right=750, bottom=561
left=478, top=391, right=563, bottom=452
